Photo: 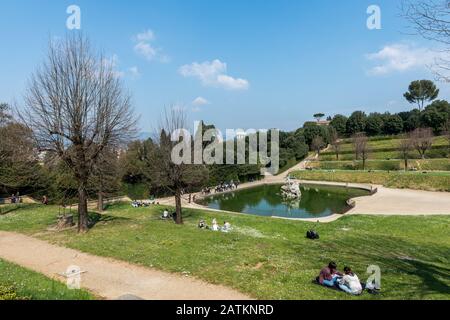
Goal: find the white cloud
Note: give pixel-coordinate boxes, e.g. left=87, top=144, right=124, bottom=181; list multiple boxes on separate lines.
left=133, top=29, right=169, bottom=63
left=135, top=30, right=155, bottom=42
left=192, top=96, right=210, bottom=106
left=365, top=43, right=446, bottom=76
left=128, top=66, right=141, bottom=79
left=179, top=59, right=249, bottom=90
left=102, top=56, right=142, bottom=79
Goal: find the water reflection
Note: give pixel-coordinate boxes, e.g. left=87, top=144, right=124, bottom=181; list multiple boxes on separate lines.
left=198, top=184, right=370, bottom=219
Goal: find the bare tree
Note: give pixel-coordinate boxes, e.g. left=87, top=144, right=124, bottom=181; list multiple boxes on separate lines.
left=329, top=128, right=341, bottom=160
left=22, top=34, right=137, bottom=232
left=410, top=128, right=434, bottom=159
left=399, top=138, right=413, bottom=171
left=353, top=133, right=370, bottom=170
left=402, top=0, right=450, bottom=81
left=311, top=136, right=325, bottom=157
left=145, top=108, right=208, bottom=224
left=445, top=119, right=450, bottom=152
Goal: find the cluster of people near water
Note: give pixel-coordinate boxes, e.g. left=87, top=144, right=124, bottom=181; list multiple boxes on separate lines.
left=131, top=200, right=159, bottom=208
left=198, top=218, right=232, bottom=233
left=201, top=180, right=240, bottom=195
left=317, top=261, right=380, bottom=295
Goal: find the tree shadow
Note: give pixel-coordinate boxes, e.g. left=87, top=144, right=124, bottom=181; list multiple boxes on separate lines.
left=332, top=233, right=450, bottom=298
left=87, top=212, right=131, bottom=229
left=0, top=204, right=40, bottom=216
left=403, top=259, right=450, bottom=296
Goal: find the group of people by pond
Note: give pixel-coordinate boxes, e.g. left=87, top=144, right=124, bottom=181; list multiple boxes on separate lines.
left=202, top=180, right=240, bottom=195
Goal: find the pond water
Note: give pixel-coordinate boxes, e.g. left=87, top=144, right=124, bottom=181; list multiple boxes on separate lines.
left=197, top=184, right=370, bottom=219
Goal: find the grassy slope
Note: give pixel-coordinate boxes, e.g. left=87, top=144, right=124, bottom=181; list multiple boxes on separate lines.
left=320, top=136, right=449, bottom=161
left=293, top=170, right=450, bottom=192
left=310, top=159, right=450, bottom=172
left=0, top=258, right=93, bottom=300
left=0, top=204, right=449, bottom=300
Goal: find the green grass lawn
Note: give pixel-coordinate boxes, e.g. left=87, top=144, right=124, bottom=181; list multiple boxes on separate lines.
left=0, top=258, right=93, bottom=300
left=293, top=170, right=450, bottom=192
left=309, top=159, right=450, bottom=172
left=320, top=136, right=449, bottom=162
left=0, top=204, right=449, bottom=300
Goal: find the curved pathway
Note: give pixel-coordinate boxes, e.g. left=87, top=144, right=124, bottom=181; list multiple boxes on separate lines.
left=0, top=231, right=251, bottom=300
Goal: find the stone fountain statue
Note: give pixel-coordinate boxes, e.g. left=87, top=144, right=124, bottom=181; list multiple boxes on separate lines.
left=281, top=176, right=301, bottom=200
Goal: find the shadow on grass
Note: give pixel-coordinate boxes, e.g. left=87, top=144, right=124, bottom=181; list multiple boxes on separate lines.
left=87, top=212, right=131, bottom=229
left=0, top=204, right=41, bottom=216
left=405, top=259, right=450, bottom=296
left=333, top=233, right=450, bottom=298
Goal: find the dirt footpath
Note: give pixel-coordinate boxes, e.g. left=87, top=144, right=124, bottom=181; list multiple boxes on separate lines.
left=0, top=231, right=251, bottom=300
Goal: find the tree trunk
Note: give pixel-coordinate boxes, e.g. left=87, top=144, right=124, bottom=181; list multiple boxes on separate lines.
left=174, top=191, right=183, bottom=225
left=98, top=191, right=104, bottom=212
left=78, top=185, right=89, bottom=233
left=404, top=158, right=408, bottom=171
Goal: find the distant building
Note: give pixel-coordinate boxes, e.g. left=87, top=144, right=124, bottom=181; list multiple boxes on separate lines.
left=316, top=120, right=331, bottom=126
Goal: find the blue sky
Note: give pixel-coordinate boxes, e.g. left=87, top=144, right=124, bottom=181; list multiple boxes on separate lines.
left=0, top=0, right=449, bottom=133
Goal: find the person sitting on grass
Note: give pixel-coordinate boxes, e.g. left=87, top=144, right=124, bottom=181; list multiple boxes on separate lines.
left=318, top=261, right=342, bottom=287
left=161, top=209, right=170, bottom=219
left=198, top=219, right=208, bottom=229
left=211, top=218, right=220, bottom=231
left=221, top=221, right=232, bottom=233
left=338, top=267, right=363, bottom=295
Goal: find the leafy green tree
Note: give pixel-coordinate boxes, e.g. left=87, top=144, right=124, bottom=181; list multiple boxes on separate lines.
left=346, top=111, right=367, bottom=135
left=314, top=113, right=325, bottom=122
left=404, top=80, right=439, bottom=111
left=365, top=113, right=384, bottom=136
left=404, top=110, right=421, bottom=132
left=0, top=113, right=47, bottom=197
left=330, top=114, right=348, bottom=136
left=302, top=123, right=329, bottom=148
left=420, top=100, right=450, bottom=134
left=383, top=114, right=404, bottom=135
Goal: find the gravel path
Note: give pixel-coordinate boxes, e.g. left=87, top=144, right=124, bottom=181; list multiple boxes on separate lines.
left=0, top=231, right=251, bottom=300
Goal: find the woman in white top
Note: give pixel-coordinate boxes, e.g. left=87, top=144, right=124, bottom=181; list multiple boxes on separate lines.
left=211, top=218, right=220, bottom=231
left=338, top=267, right=363, bottom=295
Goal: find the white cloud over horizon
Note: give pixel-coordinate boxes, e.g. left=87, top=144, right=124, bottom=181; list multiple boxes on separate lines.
left=192, top=96, right=210, bottom=106
left=191, top=96, right=210, bottom=112
left=133, top=29, right=169, bottom=63
left=365, top=43, right=447, bottom=76
left=179, top=59, right=249, bottom=90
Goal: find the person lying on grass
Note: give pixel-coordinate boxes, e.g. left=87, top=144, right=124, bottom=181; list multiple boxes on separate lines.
left=318, top=261, right=342, bottom=287
left=338, top=267, right=363, bottom=295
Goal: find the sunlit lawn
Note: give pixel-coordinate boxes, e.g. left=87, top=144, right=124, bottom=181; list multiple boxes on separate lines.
left=0, top=258, right=93, bottom=300
left=293, top=170, right=450, bottom=192
left=0, top=203, right=449, bottom=300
